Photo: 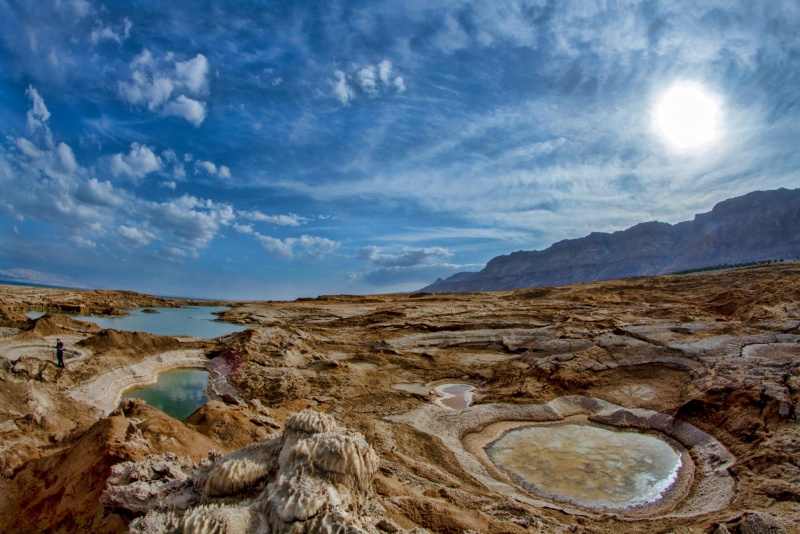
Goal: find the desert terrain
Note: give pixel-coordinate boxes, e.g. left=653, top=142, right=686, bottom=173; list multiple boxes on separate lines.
left=0, top=264, right=798, bottom=533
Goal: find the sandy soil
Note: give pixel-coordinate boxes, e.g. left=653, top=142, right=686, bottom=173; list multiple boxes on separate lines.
left=0, top=263, right=799, bottom=532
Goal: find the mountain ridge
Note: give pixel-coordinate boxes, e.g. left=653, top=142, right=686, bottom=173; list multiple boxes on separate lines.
left=420, top=188, right=800, bottom=293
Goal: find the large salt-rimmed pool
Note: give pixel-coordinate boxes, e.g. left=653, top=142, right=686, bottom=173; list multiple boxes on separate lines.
left=71, top=306, right=246, bottom=338
left=487, top=423, right=682, bottom=510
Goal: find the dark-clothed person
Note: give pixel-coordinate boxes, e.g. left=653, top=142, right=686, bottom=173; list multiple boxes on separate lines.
left=56, top=338, right=65, bottom=368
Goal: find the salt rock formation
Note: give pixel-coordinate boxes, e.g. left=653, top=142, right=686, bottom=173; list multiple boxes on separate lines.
left=104, top=409, right=380, bottom=534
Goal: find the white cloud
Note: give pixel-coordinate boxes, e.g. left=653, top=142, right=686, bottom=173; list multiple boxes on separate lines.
left=56, top=142, right=77, bottom=172
left=332, top=70, right=354, bottom=105
left=197, top=160, right=217, bottom=174
left=90, top=17, right=132, bottom=44
left=353, top=245, right=475, bottom=289
left=71, top=235, right=96, bottom=249
left=196, top=160, right=231, bottom=179
left=330, top=60, right=406, bottom=104
left=359, top=246, right=453, bottom=268
left=120, top=75, right=174, bottom=110
left=143, top=195, right=234, bottom=250
left=26, top=85, right=50, bottom=124
left=76, top=178, right=124, bottom=207
left=118, top=224, right=155, bottom=247
left=162, top=149, right=187, bottom=180
left=1, top=87, right=243, bottom=261
left=256, top=234, right=294, bottom=259
left=296, top=235, right=340, bottom=259
left=358, top=65, right=378, bottom=96
left=159, top=181, right=177, bottom=190
left=233, top=223, right=253, bottom=234
left=131, top=48, right=154, bottom=68
left=162, top=95, right=206, bottom=127
left=119, top=50, right=210, bottom=126
left=378, top=60, right=393, bottom=84
left=154, top=247, right=199, bottom=263
left=175, top=54, right=210, bottom=94
left=15, top=137, right=44, bottom=159
left=240, top=210, right=307, bottom=226
left=108, top=142, right=162, bottom=179
left=255, top=233, right=340, bottom=260
left=435, top=13, right=470, bottom=53
left=25, top=85, right=52, bottom=144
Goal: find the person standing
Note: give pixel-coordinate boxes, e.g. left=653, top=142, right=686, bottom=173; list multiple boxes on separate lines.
left=56, top=338, right=65, bottom=368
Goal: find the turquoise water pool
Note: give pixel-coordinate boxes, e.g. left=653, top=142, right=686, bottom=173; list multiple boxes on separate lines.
left=72, top=306, right=246, bottom=338
left=122, top=369, right=210, bottom=420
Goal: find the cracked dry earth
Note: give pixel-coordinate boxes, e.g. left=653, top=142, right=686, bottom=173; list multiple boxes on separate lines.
left=0, top=263, right=799, bottom=533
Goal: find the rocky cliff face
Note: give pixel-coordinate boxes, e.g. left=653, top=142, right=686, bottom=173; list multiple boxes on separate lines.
left=421, top=188, right=800, bottom=293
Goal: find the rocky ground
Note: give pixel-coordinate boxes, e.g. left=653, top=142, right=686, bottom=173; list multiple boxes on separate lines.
left=0, top=264, right=798, bottom=533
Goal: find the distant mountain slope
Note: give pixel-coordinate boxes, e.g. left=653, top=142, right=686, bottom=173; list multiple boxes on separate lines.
left=420, top=188, right=800, bottom=293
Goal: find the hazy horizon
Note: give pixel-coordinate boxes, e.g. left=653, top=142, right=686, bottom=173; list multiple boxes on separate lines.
left=2, top=1, right=799, bottom=300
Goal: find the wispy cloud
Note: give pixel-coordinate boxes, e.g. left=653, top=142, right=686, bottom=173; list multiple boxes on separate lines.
left=90, top=17, right=132, bottom=45
left=0, top=268, right=82, bottom=287
left=359, top=246, right=452, bottom=268
left=240, top=211, right=308, bottom=226
left=353, top=245, right=479, bottom=288
left=256, top=233, right=340, bottom=260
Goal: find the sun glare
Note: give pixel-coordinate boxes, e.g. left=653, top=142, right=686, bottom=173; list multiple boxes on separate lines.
left=654, top=82, right=720, bottom=150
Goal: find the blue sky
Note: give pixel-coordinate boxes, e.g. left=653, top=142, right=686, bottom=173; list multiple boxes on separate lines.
left=1, top=1, right=799, bottom=300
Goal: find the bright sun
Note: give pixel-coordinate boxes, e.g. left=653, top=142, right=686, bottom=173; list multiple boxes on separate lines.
left=654, top=82, right=720, bottom=149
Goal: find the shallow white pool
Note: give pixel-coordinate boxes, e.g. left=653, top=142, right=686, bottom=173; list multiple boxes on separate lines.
left=487, top=423, right=682, bottom=509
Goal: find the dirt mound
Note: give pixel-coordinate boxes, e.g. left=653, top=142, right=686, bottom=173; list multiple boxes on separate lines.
left=0, top=400, right=259, bottom=533
left=14, top=314, right=101, bottom=339
left=77, top=329, right=182, bottom=356
left=184, top=400, right=273, bottom=448
left=0, top=303, right=30, bottom=328
left=26, top=315, right=65, bottom=337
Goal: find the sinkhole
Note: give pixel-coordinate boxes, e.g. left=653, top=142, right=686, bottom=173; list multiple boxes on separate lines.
left=487, top=423, right=683, bottom=510
left=122, top=368, right=210, bottom=420
left=433, top=383, right=475, bottom=410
